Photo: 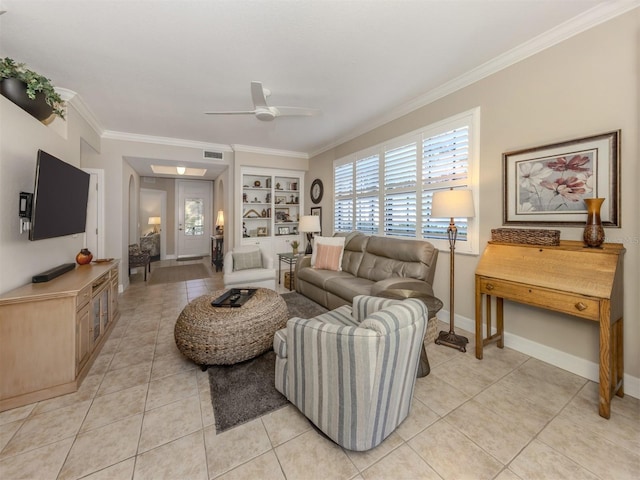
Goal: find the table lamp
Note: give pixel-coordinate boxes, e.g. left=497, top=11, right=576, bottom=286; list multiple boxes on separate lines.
left=215, top=210, right=224, bottom=236
left=431, top=188, right=475, bottom=352
left=148, top=216, right=161, bottom=234
left=298, top=215, right=321, bottom=254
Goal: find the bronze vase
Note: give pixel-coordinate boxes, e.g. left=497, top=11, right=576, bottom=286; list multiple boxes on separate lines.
left=76, top=248, right=93, bottom=265
left=583, top=198, right=605, bottom=248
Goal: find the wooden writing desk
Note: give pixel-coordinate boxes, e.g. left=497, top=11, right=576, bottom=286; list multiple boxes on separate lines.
left=474, top=241, right=625, bottom=419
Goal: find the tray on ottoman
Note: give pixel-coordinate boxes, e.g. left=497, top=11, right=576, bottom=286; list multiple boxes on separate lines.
left=211, top=288, right=257, bottom=308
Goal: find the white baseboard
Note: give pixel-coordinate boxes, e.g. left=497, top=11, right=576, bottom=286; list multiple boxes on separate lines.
left=438, top=310, right=640, bottom=400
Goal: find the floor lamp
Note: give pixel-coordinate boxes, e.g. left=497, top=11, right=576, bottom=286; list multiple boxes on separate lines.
left=431, top=188, right=475, bottom=352
left=299, top=215, right=321, bottom=254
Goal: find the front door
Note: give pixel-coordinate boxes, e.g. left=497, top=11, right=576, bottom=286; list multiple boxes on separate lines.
left=177, top=180, right=212, bottom=258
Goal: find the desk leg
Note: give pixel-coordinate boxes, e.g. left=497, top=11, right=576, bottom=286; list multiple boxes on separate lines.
left=278, top=258, right=282, bottom=285
left=615, top=317, right=624, bottom=398
left=496, top=297, right=504, bottom=349
left=288, top=262, right=294, bottom=291
left=475, top=277, right=483, bottom=359
left=598, top=304, right=612, bottom=419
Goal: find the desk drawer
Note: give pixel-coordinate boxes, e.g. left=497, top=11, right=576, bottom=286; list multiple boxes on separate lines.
left=479, top=278, right=599, bottom=321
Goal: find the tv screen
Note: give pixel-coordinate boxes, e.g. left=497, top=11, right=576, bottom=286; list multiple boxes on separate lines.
left=29, top=150, right=90, bottom=241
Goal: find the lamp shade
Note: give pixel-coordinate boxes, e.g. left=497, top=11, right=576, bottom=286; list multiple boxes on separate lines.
left=431, top=189, right=475, bottom=218
left=299, top=215, right=321, bottom=233
left=215, top=210, right=224, bottom=227
left=148, top=216, right=161, bottom=226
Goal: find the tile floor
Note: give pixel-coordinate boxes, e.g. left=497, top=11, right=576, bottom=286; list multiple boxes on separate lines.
left=0, top=257, right=638, bottom=480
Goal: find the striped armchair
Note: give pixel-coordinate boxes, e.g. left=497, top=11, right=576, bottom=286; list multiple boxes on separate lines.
left=274, top=295, right=427, bottom=451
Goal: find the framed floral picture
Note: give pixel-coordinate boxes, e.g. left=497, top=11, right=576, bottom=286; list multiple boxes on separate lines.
left=503, top=130, right=620, bottom=226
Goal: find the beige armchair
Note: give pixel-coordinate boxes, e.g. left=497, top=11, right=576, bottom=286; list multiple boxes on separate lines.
left=223, top=245, right=276, bottom=290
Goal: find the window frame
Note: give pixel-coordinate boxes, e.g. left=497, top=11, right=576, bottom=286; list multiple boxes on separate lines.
left=333, top=107, right=480, bottom=255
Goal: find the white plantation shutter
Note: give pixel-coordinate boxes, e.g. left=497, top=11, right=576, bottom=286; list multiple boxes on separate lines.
left=333, top=109, right=477, bottom=251
left=422, top=126, right=470, bottom=241
left=355, top=155, right=379, bottom=233
left=334, top=162, right=354, bottom=232
left=384, top=142, right=417, bottom=236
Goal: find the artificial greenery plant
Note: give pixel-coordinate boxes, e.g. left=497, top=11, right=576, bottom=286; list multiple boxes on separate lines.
left=0, top=57, right=65, bottom=119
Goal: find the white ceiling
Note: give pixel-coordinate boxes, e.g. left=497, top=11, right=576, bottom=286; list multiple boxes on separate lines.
left=1, top=0, right=635, bottom=179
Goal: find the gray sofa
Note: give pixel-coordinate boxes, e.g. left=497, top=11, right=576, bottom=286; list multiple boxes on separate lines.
left=295, top=232, right=439, bottom=310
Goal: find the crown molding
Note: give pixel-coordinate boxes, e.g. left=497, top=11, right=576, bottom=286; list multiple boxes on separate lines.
left=231, top=144, right=308, bottom=159
left=310, top=0, right=640, bottom=158
left=102, top=130, right=234, bottom=152
left=64, top=90, right=105, bottom=136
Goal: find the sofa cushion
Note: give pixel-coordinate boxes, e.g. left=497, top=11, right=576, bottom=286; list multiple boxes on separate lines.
left=340, top=233, right=369, bottom=276
left=311, top=236, right=345, bottom=268
left=357, top=236, right=438, bottom=283
left=232, top=248, right=262, bottom=271
left=324, top=275, right=375, bottom=302
left=297, top=266, right=348, bottom=289
left=314, top=243, right=344, bottom=271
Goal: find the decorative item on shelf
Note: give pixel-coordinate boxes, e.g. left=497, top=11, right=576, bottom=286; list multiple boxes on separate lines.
left=267, top=208, right=271, bottom=218
left=253, top=197, right=258, bottom=202
left=243, top=209, right=261, bottom=218
left=266, top=193, right=271, bottom=203
left=148, top=216, right=161, bottom=233
left=290, top=195, right=295, bottom=203
left=215, top=210, right=224, bottom=236
left=243, top=222, right=248, bottom=238
left=291, top=182, right=298, bottom=191
left=261, top=209, right=267, bottom=217
left=0, top=57, right=66, bottom=121
left=431, top=188, right=475, bottom=352
left=276, top=182, right=281, bottom=190
left=76, top=248, right=93, bottom=265
left=257, top=227, right=267, bottom=237
left=583, top=198, right=605, bottom=248
left=291, top=240, right=300, bottom=255
left=243, top=193, right=248, bottom=203
left=254, top=180, right=261, bottom=187
left=266, top=178, right=271, bottom=188
left=299, top=215, right=321, bottom=254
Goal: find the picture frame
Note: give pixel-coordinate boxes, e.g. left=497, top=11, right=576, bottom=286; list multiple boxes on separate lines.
left=257, top=227, right=267, bottom=237
left=278, top=226, right=290, bottom=235
left=311, top=207, right=322, bottom=235
left=275, top=208, right=289, bottom=222
left=275, top=195, right=287, bottom=205
left=503, top=130, right=620, bottom=226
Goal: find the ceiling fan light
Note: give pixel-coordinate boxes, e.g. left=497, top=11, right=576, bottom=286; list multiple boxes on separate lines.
left=255, top=108, right=276, bottom=121
left=176, top=166, right=186, bottom=175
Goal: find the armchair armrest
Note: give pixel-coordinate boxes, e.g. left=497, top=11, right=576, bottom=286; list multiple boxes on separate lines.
left=223, top=250, right=234, bottom=275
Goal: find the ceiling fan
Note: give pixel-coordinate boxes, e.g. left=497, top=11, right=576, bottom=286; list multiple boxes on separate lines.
left=205, top=81, right=319, bottom=121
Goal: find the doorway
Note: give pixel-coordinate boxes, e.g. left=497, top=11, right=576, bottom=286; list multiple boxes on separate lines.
left=176, top=180, right=212, bottom=258
left=140, top=188, right=167, bottom=260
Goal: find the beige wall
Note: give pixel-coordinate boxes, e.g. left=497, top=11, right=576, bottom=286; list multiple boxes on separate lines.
left=308, top=10, right=640, bottom=387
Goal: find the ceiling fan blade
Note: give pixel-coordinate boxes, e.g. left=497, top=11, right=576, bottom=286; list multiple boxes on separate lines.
left=204, top=110, right=256, bottom=115
left=273, top=106, right=320, bottom=117
left=251, top=81, right=268, bottom=107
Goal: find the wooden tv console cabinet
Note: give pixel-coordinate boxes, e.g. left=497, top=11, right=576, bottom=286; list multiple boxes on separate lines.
left=475, top=241, right=625, bottom=419
left=0, top=261, right=120, bottom=412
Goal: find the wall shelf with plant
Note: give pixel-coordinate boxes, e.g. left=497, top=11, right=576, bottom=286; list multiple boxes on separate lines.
left=0, top=57, right=65, bottom=121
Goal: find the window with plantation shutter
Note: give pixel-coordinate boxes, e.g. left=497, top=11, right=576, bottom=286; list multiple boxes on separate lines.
left=333, top=108, right=478, bottom=254
left=334, top=162, right=354, bottom=232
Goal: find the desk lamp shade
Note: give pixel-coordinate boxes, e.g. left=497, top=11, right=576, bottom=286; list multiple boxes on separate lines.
left=299, top=215, right=321, bottom=254
left=431, top=188, right=474, bottom=352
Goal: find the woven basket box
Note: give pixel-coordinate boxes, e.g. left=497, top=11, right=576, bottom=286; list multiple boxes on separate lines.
left=491, top=228, right=560, bottom=246
left=284, top=271, right=295, bottom=289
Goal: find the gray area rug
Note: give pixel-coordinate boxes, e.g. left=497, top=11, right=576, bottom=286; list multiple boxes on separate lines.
left=208, top=292, right=328, bottom=432
left=147, top=264, right=210, bottom=285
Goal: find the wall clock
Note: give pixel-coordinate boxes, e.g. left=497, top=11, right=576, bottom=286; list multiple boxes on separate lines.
left=310, top=179, right=323, bottom=204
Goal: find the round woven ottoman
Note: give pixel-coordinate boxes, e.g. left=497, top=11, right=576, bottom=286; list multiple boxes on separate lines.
left=174, top=288, right=288, bottom=366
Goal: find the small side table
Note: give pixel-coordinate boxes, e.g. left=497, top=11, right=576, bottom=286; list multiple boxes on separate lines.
left=379, top=289, right=443, bottom=378
left=211, top=235, right=224, bottom=272
left=277, top=252, right=298, bottom=291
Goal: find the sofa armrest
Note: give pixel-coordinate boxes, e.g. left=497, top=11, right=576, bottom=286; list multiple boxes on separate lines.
left=295, top=254, right=311, bottom=273
left=223, top=251, right=234, bottom=275
left=370, top=278, right=434, bottom=297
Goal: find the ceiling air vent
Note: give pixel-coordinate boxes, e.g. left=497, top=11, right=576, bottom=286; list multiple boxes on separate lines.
left=203, top=150, right=223, bottom=160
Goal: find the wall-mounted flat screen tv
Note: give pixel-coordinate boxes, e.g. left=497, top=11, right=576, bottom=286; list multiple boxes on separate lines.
left=29, top=150, right=90, bottom=241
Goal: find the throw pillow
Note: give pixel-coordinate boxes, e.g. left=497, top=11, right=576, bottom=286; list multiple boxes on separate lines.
left=232, top=250, right=263, bottom=271
left=311, top=236, right=345, bottom=270
left=314, top=243, right=344, bottom=271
